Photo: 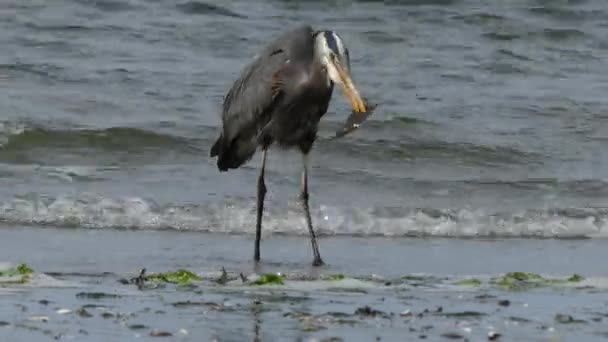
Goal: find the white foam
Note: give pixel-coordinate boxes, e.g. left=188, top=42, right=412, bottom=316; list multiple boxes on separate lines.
left=0, top=121, right=26, bottom=148
left=0, top=194, right=607, bottom=238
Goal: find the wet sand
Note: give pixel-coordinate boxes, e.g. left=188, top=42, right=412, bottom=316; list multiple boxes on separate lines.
left=1, top=226, right=607, bottom=341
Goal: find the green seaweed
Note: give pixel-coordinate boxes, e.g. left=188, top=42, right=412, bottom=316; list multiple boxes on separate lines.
left=0, top=263, right=34, bottom=284
left=543, top=273, right=586, bottom=285
left=567, top=274, right=584, bottom=282
left=16, top=264, right=33, bottom=275
left=504, top=272, right=543, bottom=281
left=251, top=273, right=285, bottom=286
left=456, top=278, right=482, bottom=287
left=324, top=274, right=346, bottom=281
left=145, top=269, right=201, bottom=284
left=400, top=274, right=445, bottom=286
left=495, top=272, right=543, bottom=290
left=493, top=272, right=586, bottom=290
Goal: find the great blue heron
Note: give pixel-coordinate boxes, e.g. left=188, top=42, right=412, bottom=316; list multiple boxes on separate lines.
left=210, top=25, right=369, bottom=266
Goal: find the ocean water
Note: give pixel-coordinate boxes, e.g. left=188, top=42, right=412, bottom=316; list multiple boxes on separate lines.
left=2, top=0, right=608, bottom=239
left=2, top=3, right=608, bottom=340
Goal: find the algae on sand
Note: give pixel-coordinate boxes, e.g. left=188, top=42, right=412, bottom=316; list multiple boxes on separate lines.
left=323, top=274, right=346, bottom=281
left=567, top=274, right=584, bottom=282
left=251, top=273, right=285, bottom=286
left=493, top=272, right=585, bottom=291
left=145, top=269, right=201, bottom=284
left=0, top=263, right=34, bottom=284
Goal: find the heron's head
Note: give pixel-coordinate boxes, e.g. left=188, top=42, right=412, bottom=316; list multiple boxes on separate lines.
left=314, top=30, right=366, bottom=113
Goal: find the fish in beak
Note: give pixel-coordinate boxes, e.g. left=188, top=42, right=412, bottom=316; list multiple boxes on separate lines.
left=326, top=56, right=367, bottom=113
left=314, top=29, right=376, bottom=138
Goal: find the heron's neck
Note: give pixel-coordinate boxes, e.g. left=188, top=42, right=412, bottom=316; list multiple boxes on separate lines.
left=310, top=60, right=331, bottom=88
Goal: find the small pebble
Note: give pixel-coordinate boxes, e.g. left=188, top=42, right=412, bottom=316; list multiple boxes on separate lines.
left=554, top=313, right=585, bottom=324
left=400, top=309, right=412, bottom=317
left=178, top=329, right=189, bottom=336
left=488, top=331, right=501, bottom=340
left=150, top=330, right=172, bottom=337
left=101, top=312, right=114, bottom=319
left=498, top=300, right=510, bottom=307
left=554, top=314, right=572, bottom=324
left=476, top=294, right=496, bottom=300
left=441, top=332, right=464, bottom=339
left=129, top=324, right=148, bottom=330
left=56, top=309, right=72, bottom=315
left=0, top=321, right=10, bottom=327
left=76, top=308, right=93, bottom=318
left=28, top=316, right=49, bottom=323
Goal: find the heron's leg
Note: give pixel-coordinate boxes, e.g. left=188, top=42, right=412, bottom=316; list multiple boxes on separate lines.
left=300, top=153, right=324, bottom=266
left=254, top=149, right=267, bottom=262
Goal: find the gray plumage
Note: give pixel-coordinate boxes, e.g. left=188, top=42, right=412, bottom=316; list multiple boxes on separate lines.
left=209, top=24, right=367, bottom=266
left=211, top=25, right=334, bottom=170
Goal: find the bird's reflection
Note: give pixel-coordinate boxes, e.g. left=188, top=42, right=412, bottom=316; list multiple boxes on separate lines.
left=251, top=298, right=262, bottom=342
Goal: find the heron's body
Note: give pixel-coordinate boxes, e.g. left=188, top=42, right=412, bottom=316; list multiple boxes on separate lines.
left=211, top=25, right=333, bottom=169
left=210, top=25, right=367, bottom=266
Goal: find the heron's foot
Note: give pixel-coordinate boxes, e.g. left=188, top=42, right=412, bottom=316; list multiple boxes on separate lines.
left=132, top=268, right=147, bottom=290
left=312, top=256, right=325, bottom=267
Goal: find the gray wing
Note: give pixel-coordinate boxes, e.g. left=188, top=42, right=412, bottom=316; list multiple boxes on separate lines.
left=220, top=24, right=315, bottom=145
left=210, top=25, right=316, bottom=170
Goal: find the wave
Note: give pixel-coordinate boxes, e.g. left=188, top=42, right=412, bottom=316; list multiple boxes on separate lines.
left=0, top=123, right=208, bottom=157
left=73, top=0, right=139, bottom=12
left=451, top=12, right=506, bottom=25
left=1, top=193, right=607, bottom=238
left=0, top=62, right=73, bottom=83
left=322, top=135, right=538, bottom=167
left=1, top=120, right=538, bottom=169
left=541, top=28, right=586, bottom=41
left=528, top=6, right=607, bottom=22
left=176, top=1, right=246, bottom=18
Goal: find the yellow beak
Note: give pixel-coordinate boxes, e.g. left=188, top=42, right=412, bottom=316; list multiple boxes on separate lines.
left=330, top=59, right=367, bottom=113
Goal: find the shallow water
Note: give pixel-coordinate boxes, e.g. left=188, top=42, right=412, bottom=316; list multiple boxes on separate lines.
left=2, top=0, right=608, bottom=237
left=2, top=227, right=608, bottom=341
left=2, top=1, right=608, bottom=340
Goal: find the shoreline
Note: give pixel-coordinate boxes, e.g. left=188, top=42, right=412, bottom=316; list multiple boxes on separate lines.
left=1, top=226, right=607, bottom=341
